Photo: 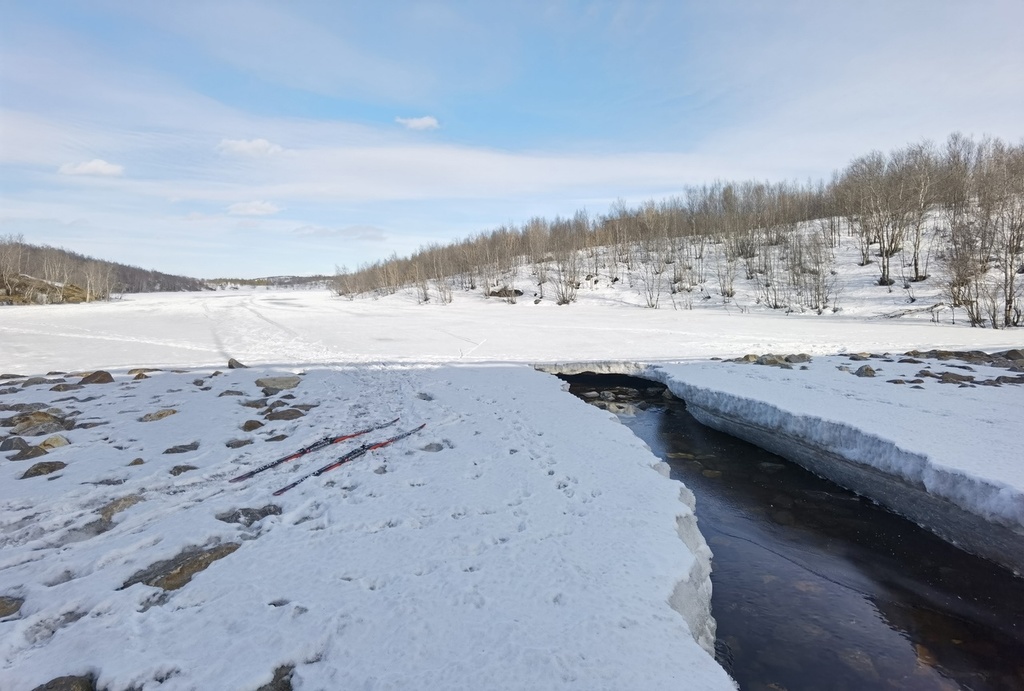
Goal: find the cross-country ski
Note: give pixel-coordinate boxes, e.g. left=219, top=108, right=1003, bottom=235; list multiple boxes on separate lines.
left=229, top=418, right=399, bottom=483
left=273, top=423, right=426, bottom=496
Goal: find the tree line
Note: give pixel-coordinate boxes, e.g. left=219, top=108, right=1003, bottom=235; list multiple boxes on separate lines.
left=334, top=133, right=1023, bottom=328
left=0, top=235, right=206, bottom=305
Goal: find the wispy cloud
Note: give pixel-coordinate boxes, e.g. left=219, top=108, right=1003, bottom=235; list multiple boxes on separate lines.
left=227, top=200, right=281, bottom=216
left=396, top=116, right=440, bottom=131
left=58, top=159, right=124, bottom=176
left=293, top=224, right=387, bottom=241
left=216, top=138, right=284, bottom=156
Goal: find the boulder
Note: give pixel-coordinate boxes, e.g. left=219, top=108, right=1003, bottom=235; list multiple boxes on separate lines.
left=39, top=434, right=70, bottom=451
left=854, top=365, right=876, bottom=378
left=0, top=436, right=30, bottom=452
left=227, top=358, right=248, bottom=369
left=785, top=353, right=812, bottom=364
left=169, top=465, right=198, bottom=476
left=9, top=446, right=48, bottom=461
left=226, top=438, right=254, bottom=449
left=242, top=420, right=265, bottom=432
left=939, top=371, right=975, bottom=384
left=163, top=442, right=199, bottom=454
left=21, top=461, right=67, bottom=478
left=139, top=409, right=177, bottom=423
left=119, top=543, right=241, bottom=591
left=265, top=406, right=303, bottom=420
left=254, top=376, right=300, bottom=391
left=7, top=411, right=65, bottom=435
left=0, top=595, right=25, bottom=618
left=30, top=675, right=96, bottom=691
left=216, top=505, right=282, bottom=527
left=98, top=494, right=144, bottom=521
left=162, top=444, right=198, bottom=454
left=79, top=371, right=114, bottom=385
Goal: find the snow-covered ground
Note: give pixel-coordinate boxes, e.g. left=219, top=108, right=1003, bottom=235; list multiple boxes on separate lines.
left=1, top=273, right=1022, bottom=689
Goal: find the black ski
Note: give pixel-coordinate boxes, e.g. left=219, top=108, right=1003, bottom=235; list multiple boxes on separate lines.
left=229, top=418, right=399, bottom=483
left=272, top=423, right=426, bottom=496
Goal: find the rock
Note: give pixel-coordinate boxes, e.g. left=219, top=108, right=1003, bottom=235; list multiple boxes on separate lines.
left=784, top=353, right=812, bottom=363
left=50, top=383, right=84, bottom=392
left=488, top=287, right=524, bottom=298
left=30, top=675, right=97, bottom=691
left=939, top=371, right=975, bottom=384
left=266, top=434, right=288, bottom=442
left=119, top=543, right=241, bottom=591
left=9, top=446, right=48, bottom=461
left=263, top=400, right=289, bottom=413
left=854, top=365, right=875, bottom=377
left=242, top=398, right=269, bottom=409
left=254, top=376, right=300, bottom=391
left=255, top=664, right=295, bottom=691
left=0, top=436, right=30, bottom=452
left=227, top=358, right=248, bottom=369
left=140, top=409, right=177, bottom=423
left=756, top=354, right=786, bottom=366
left=886, top=379, right=906, bottom=385
left=21, top=461, right=67, bottom=478
left=133, top=373, right=149, bottom=380
left=218, top=390, right=245, bottom=397
left=0, top=595, right=25, bottom=618
left=21, top=376, right=61, bottom=388
left=242, top=420, right=265, bottom=432
left=265, top=408, right=305, bottom=421
left=169, top=465, right=198, bottom=476
left=899, top=357, right=923, bottom=364
left=736, top=354, right=759, bottom=363
left=128, top=458, right=145, bottom=466
left=226, top=438, right=254, bottom=449
left=216, top=505, right=282, bottom=527
left=606, top=402, right=638, bottom=416
left=39, top=434, right=70, bottom=451
left=79, top=371, right=114, bottom=385
left=0, top=373, right=26, bottom=380
left=127, top=368, right=161, bottom=375
left=1000, top=348, right=1024, bottom=361
left=98, top=494, right=144, bottom=521
left=163, top=441, right=199, bottom=454
left=8, top=411, right=66, bottom=435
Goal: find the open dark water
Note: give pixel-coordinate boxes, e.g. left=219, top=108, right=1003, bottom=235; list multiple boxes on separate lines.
left=560, top=374, right=1024, bottom=691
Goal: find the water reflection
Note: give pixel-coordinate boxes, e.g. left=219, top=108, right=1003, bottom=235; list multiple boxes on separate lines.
left=560, top=374, right=1024, bottom=691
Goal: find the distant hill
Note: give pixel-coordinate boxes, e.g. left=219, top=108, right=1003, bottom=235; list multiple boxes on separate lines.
left=0, top=235, right=206, bottom=305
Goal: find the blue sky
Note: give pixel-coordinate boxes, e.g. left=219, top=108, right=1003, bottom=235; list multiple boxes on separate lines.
left=1, top=1, right=1022, bottom=278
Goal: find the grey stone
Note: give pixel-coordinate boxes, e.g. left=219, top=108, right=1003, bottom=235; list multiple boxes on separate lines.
left=216, top=505, right=282, bottom=527
left=254, top=376, right=300, bottom=391
left=21, top=461, right=67, bottom=478
left=854, top=365, right=875, bottom=378
left=163, top=441, right=199, bottom=454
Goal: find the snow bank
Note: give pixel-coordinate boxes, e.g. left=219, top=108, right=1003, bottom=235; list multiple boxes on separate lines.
left=0, top=364, right=733, bottom=690
left=643, top=357, right=1024, bottom=575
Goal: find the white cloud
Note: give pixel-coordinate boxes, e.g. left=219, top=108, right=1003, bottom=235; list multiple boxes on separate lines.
left=227, top=200, right=281, bottom=216
left=57, top=159, right=124, bottom=176
left=216, top=138, right=284, bottom=156
left=396, top=116, right=440, bottom=131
